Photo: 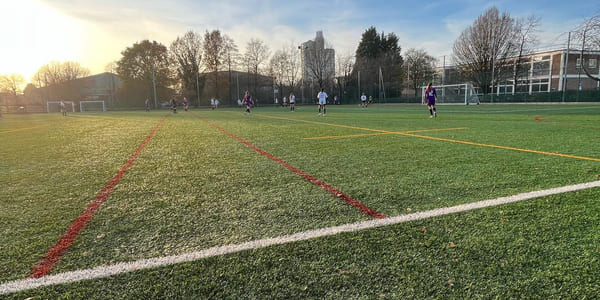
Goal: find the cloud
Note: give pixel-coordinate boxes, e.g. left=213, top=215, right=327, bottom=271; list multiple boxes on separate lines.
left=12, top=0, right=598, bottom=80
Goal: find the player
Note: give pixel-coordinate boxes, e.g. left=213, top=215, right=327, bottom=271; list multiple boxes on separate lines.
left=210, top=98, right=215, bottom=110
left=317, top=88, right=327, bottom=116
left=360, top=93, right=367, bottom=108
left=243, top=91, right=253, bottom=114
left=183, top=97, right=189, bottom=111
left=145, top=98, right=150, bottom=112
left=170, top=98, right=177, bottom=113
left=60, top=101, right=67, bottom=116
left=289, top=92, right=296, bottom=112
left=424, top=82, right=438, bottom=118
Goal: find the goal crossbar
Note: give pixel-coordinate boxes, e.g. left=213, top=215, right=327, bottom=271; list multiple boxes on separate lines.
left=80, top=101, right=106, bottom=112
left=46, top=101, right=75, bottom=113
left=421, top=83, right=478, bottom=105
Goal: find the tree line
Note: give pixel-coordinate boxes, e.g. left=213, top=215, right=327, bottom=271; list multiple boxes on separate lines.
left=2, top=8, right=598, bottom=106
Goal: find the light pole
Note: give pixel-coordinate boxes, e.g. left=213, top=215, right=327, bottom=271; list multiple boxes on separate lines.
left=298, top=45, right=305, bottom=104
left=196, top=71, right=200, bottom=107
left=152, top=64, right=158, bottom=109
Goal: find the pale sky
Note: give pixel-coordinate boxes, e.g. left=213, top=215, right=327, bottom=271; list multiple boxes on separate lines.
left=1, top=0, right=597, bottom=83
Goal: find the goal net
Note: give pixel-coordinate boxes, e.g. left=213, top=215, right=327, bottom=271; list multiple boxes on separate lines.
left=80, top=101, right=106, bottom=112
left=47, top=101, right=75, bottom=113
left=421, top=83, right=479, bottom=105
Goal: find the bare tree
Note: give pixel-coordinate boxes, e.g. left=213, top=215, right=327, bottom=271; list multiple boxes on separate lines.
left=452, top=7, right=517, bottom=94
left=243, top=38, right=270, bottom=96
left=0, top=74, right=26, bottom=95
left=170, top=31, right=203, bottom=104
left=269, top=49, right=288, bottom=100
left=284, top=43, right=301, bottom=94
left=32, top=61, right=90, bottom=87
left=573, top=14, right=600, bottom=81
left=304, top=41, right=335, bottom=90
left=104, top=61, right=118, bottom=73
left=404, top=48, right=437, bottom=97
left=512, top=15, right=541, bottom=93
left=222, top=35, right=239, bottom=102
left=335, top=52, right=354, bottom=100
left=203, top=30, right=226, bottom=98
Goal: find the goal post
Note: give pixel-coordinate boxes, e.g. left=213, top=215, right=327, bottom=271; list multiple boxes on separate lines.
left=46, top=101, right=75, bottom=113
left=80, top=100, right=106, bottom=112
left=421, top=83, right=478, bottom=105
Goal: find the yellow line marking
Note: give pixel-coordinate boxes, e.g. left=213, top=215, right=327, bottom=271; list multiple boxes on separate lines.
left=399, top=132, right=600, bottom=162
left=403, top=127, right=469, bottom=134
left=0, top=125, right=50, bottom=134
left=303, top=127, right=469, bottom=140
left=262, top=114, right=600, bottom=162
left=304, top=132, right=391, bottom=140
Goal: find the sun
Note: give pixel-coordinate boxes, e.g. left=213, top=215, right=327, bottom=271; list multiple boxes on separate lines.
left=0, top=0, right=84, bottom=82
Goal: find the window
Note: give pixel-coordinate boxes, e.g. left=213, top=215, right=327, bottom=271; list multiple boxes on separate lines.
left=532, top=61, right=550, bottom=77
left=576, top=58, right=582, bottom=69
left=531, top=79, right=549, bottom=92
left=590, top=58, right=597, bottom=69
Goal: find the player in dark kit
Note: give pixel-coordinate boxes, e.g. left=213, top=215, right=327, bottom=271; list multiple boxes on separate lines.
left=243, top=91, right=253, bottom=114
left=424, top=82, right=437, bottom=118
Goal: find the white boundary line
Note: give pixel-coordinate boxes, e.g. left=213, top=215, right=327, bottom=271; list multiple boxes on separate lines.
left=2, top=180, right=600, bottom=295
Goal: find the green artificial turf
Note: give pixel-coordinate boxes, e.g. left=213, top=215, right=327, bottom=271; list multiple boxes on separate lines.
left=1, top=104, right=599, bottom=298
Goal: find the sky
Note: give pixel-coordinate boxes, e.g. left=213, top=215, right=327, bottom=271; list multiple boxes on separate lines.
left=1, top=0, right=598, bottom=83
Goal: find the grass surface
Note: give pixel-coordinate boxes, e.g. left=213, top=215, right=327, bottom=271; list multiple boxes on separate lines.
left=1, top=104, right=599, bottom=298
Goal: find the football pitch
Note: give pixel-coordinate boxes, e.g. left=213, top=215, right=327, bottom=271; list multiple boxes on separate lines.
left=1, top=104, right=599, bottom=298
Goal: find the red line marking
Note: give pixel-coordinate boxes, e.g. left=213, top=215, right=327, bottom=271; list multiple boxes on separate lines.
left=28, top=118, right=167, bottom=278
left=200, top=118, right=385, bottom=219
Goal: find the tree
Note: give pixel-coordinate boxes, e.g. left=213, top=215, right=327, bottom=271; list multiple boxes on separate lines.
left=203, top=30, right=226, bottom=99
left=243, top=38, right=270, bottom=96
left=512, top=15, right=541, bottom=93
left=404, top=48, right=437, bottom=97
left=284, top=43, right=301, bottom=94
left=0, top=74, right=26, bottom=95
left=304, top=41, right=335, bottom=90
left=573, top=14, right=600, bottom=82
left=269, top=49, right=288, bottom=101
left=222, top=35, right=239, bottom=102
left=116, top=40, right=171, bottom=106
left=335, top=52, right=354, bottom=101
left=170, top=30, right=203, bottom=105
left=104, top=61, right=118, bottom=73
left=353, top=27, right=403, bottom=98
left=31, top=61, right=90, bottom=87
left=267, top=43, right=301, bottom=100
left=452, top=7, right=517, bottom=94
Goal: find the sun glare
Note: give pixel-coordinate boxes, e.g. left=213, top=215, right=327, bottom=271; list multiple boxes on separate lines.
left=0, top=0, right=84, bottom=82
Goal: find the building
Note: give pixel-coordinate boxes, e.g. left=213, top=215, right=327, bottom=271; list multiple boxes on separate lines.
left=438, top=48, right=600, bottom=94
left=301, top=31, right=335, bottom=85
left=31, top=72, right=121, bottom=107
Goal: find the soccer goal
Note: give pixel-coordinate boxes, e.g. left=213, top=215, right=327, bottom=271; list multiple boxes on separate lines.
left=47, top=101, right=75, bottom=113
left=80, top=100, right=106, bottom=112
left=421, top=83, right=478, bottom=105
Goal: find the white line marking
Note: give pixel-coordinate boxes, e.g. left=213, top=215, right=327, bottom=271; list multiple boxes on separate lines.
left=2, top=180, right=600, bottom=295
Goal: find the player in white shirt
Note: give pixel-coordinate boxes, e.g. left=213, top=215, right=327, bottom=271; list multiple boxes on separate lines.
left=360, top=93, right=367, bottom=108
left=289, top=92, right=296, bottom=111
left=317, top=89, right=327, bottom=116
